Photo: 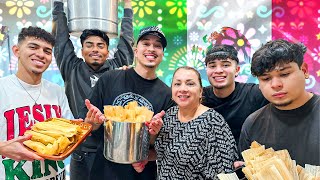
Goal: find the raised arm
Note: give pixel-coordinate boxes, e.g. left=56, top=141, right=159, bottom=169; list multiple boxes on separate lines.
left=52, top=0, right=82, bottom=81
left=109, top=0, right=134, bottom=67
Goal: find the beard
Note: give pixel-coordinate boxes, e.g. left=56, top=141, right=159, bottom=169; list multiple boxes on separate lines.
left=91, top=61, right=101, bottom=66
left=89, top=61, right=104, bottom=69
left=273, top=100, right=293, bottom=107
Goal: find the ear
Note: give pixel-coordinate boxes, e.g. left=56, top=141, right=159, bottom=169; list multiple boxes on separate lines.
left=235, top=65, right=240, bottom=77
left=301, top=62, right=309, bottom=79
left=12, top=45, right=20, bottom=58
left=134, top=47, right=138, bottom=57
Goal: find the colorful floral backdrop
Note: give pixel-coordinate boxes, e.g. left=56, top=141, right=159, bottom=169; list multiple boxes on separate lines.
left=0, top=0, right=319, bottom=179
left=0, top=0, right=319, bottom=92
left=272, top=0, right=320, bottom=92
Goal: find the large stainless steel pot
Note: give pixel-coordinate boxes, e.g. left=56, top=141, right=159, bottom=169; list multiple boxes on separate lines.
left=103, top=120, right=150, bottom=164
left=67, top=0, right=118, bottom=37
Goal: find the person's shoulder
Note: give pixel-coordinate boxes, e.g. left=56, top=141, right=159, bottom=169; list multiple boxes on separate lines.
left=203, top=86, right=214, bottom=97
left=236, top=82, right=260, bottom=91
left=312, top=94, right=320, bottom=105
left=0, top=75, right=13, bottom=87
left=204, top=108, right=226, bottom=123
left=155, top=78, right=171, bottom=91
left=314, top=94, right=320, bottom=100
left=165, top=106, right=178, bottom=114
left=157, top=79, right=170, bottom=87
left=42, top=79, right=63, bottom=90
left=100, top=69, right=124, bottom=79
left=0, top=74, right=13, bottom=81
left=245, top=104, right=270, bottom=123
left=201, top=108, right=233, bottom=133
left=236, top=82, right=266, bottom=100
left=203, top=85, right=213, bottom=92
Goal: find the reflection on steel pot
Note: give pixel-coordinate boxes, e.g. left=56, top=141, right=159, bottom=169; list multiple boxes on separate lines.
left=67, top=0, right=118, bottom=37
left=104, top=119, right=150, bottom=164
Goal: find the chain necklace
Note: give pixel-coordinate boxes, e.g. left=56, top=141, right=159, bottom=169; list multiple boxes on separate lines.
left=15, top=74, right=42, bottom=105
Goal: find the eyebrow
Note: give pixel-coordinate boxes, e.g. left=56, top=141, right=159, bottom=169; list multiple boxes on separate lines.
left=174, top=79, right=195, bottom=82
left=261, top=65, right=292, bottom=76
left=27, top=42, right=39, bottom=46
left=28, top=43, right=52, bottom=51
left=220, top=60, right=232, bottom=63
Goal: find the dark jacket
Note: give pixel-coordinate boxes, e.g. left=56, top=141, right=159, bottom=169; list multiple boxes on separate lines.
left=52, top=1, right=134, bottom=119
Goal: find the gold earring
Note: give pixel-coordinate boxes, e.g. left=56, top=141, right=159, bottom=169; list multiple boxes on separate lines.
left=305, top=73, right=309, bottom=79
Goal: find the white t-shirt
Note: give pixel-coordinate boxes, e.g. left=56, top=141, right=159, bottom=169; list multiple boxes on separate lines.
left=0, top=75, right=74, bottom=180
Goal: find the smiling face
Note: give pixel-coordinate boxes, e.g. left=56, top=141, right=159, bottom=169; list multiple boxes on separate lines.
left=134, top=35, right=164, bottom=69
left=81, top=36, right=109, bottom=70
left=13, top=37, right=53, bottom=76
left=258, top=62, right=309, bottom=110
left=171, top=68, right=203, bottom=109
left=206, top=58, right=240, bottom=91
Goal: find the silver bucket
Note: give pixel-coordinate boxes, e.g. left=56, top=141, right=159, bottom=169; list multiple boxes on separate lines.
left=67, top=0, right=118, bottom=37
left=103, top=120, right=150, bottom=164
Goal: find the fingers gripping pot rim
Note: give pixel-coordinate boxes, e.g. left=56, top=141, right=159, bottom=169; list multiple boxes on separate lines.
left=103, top=101, right=154, bottom=164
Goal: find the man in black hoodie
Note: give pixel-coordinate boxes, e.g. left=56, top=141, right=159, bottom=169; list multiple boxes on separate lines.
left=52, top=0, right=134, bottom=179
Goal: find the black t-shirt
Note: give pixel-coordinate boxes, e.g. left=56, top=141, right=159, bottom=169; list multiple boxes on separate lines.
left=202, top=82, right=269, bottom=144
left=239, top=94, right=320, bottom=166
left=87, top=68, right=175, bottom=180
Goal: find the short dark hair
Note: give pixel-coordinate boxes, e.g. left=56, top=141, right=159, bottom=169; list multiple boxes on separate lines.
left=205, top=44, right=239, bottom=65
left=251, top=39, right=307, bottom=77
left=18, top=26, right=55, bottom=46
left=80, top=29, right=109, bottom=46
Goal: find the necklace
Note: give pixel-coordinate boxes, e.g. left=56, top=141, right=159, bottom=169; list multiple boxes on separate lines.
left=15, top=75, right=42, bottom=105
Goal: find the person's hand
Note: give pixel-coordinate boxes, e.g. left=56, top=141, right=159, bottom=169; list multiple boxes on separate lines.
left=0, top=135, right=44, bottom=161
left=116, top=65, right=133, bottom=70
left=132, top=159, right=148, bottom=173
left=146, top=110, right=165, bottom=135
left=234, top=161, right=245, bottom=169
left=84, top=99, right=105, bottom=130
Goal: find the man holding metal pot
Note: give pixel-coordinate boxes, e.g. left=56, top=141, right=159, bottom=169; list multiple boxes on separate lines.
left=52, top=0, right=134, bottom=179
left=82, top=26, right=175, bottom=179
